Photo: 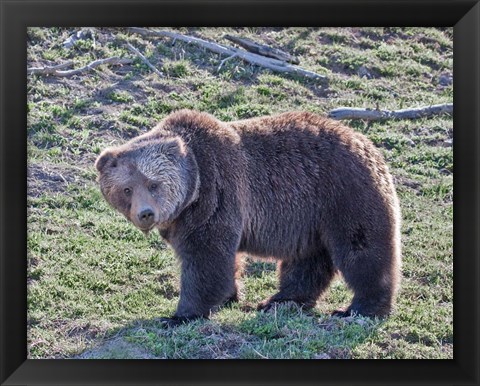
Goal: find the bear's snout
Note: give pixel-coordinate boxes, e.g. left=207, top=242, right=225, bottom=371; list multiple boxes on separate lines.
left=137, top=208, right=155, bottom=228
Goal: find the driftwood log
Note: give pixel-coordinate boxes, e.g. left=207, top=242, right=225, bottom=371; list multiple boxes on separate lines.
left=127, top=27, right=326, bottom=82
left=328, top=103, right=453, bottom=121
left=27, top=57, right=133, bottom=77
left=224, top=35, right=300, bottom=64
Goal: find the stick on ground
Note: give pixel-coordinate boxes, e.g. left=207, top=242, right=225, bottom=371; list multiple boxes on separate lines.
left=328, top=103, right=453, bottom=121
left=224, top=34, right=300, bottom=64
left=217, top=53, right=238, bottom=72
left=27, top=61, right=74, bottom=75
left=127, top=27, right=327, bottom=82
left=125, top=42, right=163, bottom=77
left=27, top=57, right=133, bottom=77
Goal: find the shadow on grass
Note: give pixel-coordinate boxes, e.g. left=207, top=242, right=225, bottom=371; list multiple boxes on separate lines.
left=74, top=256, right=383, bottom=359
left=75, top=314, right=253, bottom=359
left=75, top=301, right=383, bottom=359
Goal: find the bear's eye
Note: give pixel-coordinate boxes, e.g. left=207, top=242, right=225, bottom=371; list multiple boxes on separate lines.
left=150, top=183, right=158, bottom=191
left=124, top=187, right=132, bottom=196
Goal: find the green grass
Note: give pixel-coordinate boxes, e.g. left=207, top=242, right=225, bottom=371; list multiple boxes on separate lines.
left=27, top=27, right=452, bottom=359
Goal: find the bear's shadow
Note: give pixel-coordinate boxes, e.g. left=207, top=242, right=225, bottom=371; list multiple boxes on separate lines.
left=75, top=258, right=383, bottom=359
left=75, top=307, right=382, bottom=359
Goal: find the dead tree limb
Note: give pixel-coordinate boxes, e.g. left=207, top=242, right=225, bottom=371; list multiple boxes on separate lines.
left=126, top=27, right=327, bottom=82
left=27, top=57, right=133, bottom=77
left=328, top=103, right=453, bottom=121
left=27, top=61, right=74, bottom=75
left=224, top=34, right=300, bottom=64
left=125, top=42, right=163, bottom=78
left=217, top=53, right=238, bottom=72
left=127, top=27, right=232, bottom=55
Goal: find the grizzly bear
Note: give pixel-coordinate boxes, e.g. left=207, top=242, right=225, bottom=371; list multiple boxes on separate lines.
left=96, top=109, right=401, bottom=327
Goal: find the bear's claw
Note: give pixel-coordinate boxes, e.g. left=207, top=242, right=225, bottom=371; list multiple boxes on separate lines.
left=157, top=315, right=204, bottom=328
left=331, top=308, right=351, bottom=317
left=257, top=299, right=305, bottom=312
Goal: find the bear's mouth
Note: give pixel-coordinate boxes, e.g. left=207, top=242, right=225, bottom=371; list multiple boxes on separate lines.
left=139, top=222, right=158, bottom=236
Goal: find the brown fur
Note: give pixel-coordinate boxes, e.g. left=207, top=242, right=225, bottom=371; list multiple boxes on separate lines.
left=96, top=110, right=401, bottom=326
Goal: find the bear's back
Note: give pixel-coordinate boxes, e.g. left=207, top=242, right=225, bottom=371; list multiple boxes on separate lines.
left=224, top=112, right=390, bottom=258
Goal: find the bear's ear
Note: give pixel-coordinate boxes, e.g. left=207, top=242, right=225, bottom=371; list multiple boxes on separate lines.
left=161, top=137, right=186, bottom=162
left=95, top=149, right=117, bottom=173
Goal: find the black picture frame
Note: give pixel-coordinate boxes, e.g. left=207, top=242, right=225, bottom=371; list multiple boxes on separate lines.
left=1, top=0, right=479, bottom=385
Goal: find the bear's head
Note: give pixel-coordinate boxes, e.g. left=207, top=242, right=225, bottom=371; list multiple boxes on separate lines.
left=95, top=136, right=199, bottom=233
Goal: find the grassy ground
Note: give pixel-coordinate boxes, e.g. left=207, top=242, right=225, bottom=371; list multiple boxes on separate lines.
left=27, top=27, right=453, bottom=359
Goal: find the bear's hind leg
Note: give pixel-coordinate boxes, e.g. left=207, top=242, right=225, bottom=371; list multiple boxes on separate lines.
left=333, top=245, right=399, bottom=318
left=257, top=248, right=335, bottom=312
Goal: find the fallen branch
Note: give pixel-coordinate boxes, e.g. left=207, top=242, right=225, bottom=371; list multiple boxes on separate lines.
left=127, top=27, right=327, bottom=82
left=27, top=57, right=133, bottom=77
left=27, top=61, right=74, bottom=75
left=224, top=34, right=299, bottom=64
left=125, top=42, right=163, bottom=78
left=328, top=103, right=453, bottom=121
left=128, top=27, right=233, bottom=55
left=217, top=53, right=237, bottom=72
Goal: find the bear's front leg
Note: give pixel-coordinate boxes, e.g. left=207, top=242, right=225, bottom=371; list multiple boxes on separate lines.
left=161, top=229, right=239, bottom=327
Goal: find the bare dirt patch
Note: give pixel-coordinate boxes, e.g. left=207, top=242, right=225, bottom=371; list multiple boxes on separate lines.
left=76, top=337, right=157, bottom=359
left=28, top=162, right=79, bottom=198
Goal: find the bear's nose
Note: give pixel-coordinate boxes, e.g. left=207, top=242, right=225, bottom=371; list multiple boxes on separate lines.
left=138, top=208, right=155, bottom=226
